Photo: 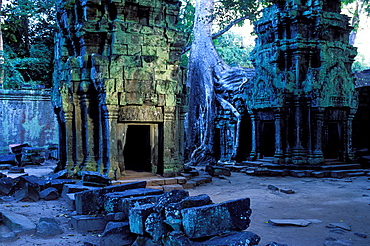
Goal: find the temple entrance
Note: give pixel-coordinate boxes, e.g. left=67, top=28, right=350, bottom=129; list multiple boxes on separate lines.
left=235, top=113, right=252, bottom=162
left=323, top=122, right=343, bottom=160
left=260, top=121, right=275, bottom=157
left=123, top=125, right=151, bottom=172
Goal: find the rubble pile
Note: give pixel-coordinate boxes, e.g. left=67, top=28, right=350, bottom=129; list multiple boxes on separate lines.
left=0, top=168, right=260, bottom=245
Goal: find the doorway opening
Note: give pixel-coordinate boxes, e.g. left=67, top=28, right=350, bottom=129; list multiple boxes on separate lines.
left=324, top=122, right=343, bottom=160
left=123, top=125, right=151, bottom=172
left=260, top=121, right=275, bottom=157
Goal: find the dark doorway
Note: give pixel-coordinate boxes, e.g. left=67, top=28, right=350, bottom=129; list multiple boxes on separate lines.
left=123, top=125, right=151, bottom=172
left=260, top=122, right=275, bottom=157
left=324, top=122, right=342, bottom=160
left=235, top=114, right=252, bottom=162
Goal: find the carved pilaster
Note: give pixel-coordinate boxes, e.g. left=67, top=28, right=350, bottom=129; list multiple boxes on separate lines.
left=249, top=111, right=257, bottom=160
left=347, top=110, right=356, bottom=161
left=63, top=110, right=75, bottom=174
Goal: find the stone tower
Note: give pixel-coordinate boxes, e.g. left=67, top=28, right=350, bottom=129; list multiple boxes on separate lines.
left=247, top=0, right=357, bottom=165
left=52, top=0, right=186, bottom=178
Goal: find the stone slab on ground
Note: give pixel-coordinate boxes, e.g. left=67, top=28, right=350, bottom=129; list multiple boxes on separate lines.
left=181, top=198, right=251, bottom=239
left=1, top=211, right=36, bottom=234
left=326, top=222, right=351, bottom=231
left=268, top=219, right=322, bottom=227
left=35, top=217, right=63, bottom=238
left=75, top=181, right=147, bottom=214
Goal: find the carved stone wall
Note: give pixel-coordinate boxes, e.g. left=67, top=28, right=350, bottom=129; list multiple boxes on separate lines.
left=52, top=0, right=186, bottom=178
left=247, top=0, right=357, bottom=164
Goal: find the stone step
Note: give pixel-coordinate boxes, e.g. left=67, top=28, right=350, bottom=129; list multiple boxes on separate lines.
left=330, top=169, right=369, bottom=178
left=321, top=163, right=362, bottom=170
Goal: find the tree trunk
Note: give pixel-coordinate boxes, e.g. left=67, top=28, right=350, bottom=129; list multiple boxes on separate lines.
left=0, top=0, right=3, bottom=86
left=349, top=0, right=360, bottom=46
left=185, top=0, right=229, bottom=165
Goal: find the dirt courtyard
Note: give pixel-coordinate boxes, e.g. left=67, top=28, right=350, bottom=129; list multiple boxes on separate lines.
left=1, top=167, right=369, bottom=246
left=189, top=173, right=370, bottom=246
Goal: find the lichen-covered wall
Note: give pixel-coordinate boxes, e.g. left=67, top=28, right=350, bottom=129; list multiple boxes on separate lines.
left=53, top=0, right=186, bottom=177
left=0, top=89, right=59, bottom=154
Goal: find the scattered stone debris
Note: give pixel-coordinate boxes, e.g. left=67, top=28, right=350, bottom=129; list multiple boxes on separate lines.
left=267, top=185, right=295, bottom=194
left=268, top=219, right=322, bottom=227
left=326, top=222, right=351, bottom=231
left=354, top=232, right=367, bottom=238
left=324, top=237, right=353, bottom=246
left=265, top=242, right=289, bottom=246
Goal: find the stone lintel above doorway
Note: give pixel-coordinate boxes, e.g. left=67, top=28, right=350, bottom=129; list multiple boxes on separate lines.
left=119, top=106, right=163, bottom=122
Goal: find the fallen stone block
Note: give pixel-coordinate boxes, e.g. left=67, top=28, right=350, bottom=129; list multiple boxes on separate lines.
left=162, top=184, right=183, bottom=192
left=1, top=211, right=36, bottom=234
left=175, top=176, right=187, bottom=184
left=164, top=178, right=177, bottom=185
left=9, top=144, right=29, bottom=155
left=182, top=198, right=251, bottom=239
left=326, top=222, right=351, bottom=231
left=35, top=218, right=63, bottom=238
left=14, top=183, right=40, bottom=202
left=131, top=236, right=158, bottom=246
left=8, top=167, right=25, bottom=174
left=145, top=212, right=168, bottom=242
left=280, top=189, right=295, bottom=194
left=150, top=179, right=165, bottom=186
left=165, top=194, right=212, bottom=231
left=0, top=154, right=17, bottom=164
left=205, top=165, right=231, bottom=177
left=162, top=231, right=193, bottom=246
left=129, top=203, right=155, bottom=235
left=49, top=179, right=77, bottom=193
left=354, top=232, right=367, bottom=238
left=182, top=181, right=196, bottom=189
left=47, top=170, right=69, bottom=180
left=12, top=175, right=41, bottom=192
left=266, top=242, right=288, bottom=246
left=180, top=173, right=192, bottom=180
left=0, top=164, right=12, bottom=170
left=154, top=189, right=189, bottom=213
left=290, top=170, right=312, bottom=177
left=75, top=181, right=147, bottom=215
left=197, top=231, right=260, bottom=246
left=269, top=169, right=290, bottom=176
left=120, top=195, right=162, bottom=219
left=21, top=147, right=45, bottom=165
left=100, top=221, right=135, bottom=246
left=312, top=171, right=326, bottom=178
left=268, top=219, right=322, bottom=227
left=81, top=171, right=111, bottom=187
left=0, top=228, right=16, bottom=243
left=69, top=215, right=110, bottom=233
left=40, top=187, right=60, bottom=201
left=0, top=177, right=15, bottom=195
left=104, top=188, right=163, bottom=213
left=61, top=183, right=98, bottom=200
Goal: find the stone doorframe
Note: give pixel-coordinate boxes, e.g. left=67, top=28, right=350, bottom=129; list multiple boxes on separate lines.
left=117, top=123, right=161, bottom=175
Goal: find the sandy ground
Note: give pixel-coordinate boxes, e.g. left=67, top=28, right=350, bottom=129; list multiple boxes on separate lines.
left=1, top=166, right=369, bottom=246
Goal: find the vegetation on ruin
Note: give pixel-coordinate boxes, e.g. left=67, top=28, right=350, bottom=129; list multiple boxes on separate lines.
left=2, top=0, right=56, bottom=89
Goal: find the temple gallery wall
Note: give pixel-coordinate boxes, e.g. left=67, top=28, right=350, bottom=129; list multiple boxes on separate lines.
left=51, top=0, right=370, bottom=178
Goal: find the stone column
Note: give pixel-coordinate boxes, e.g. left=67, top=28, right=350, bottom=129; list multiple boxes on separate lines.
left=249, top=111, right=257, bottom=160
left=274, top=108, right=284, bottom=163
left=312, top=109, right=324, bottom=164
left=104, top=104, right=121, bottom=179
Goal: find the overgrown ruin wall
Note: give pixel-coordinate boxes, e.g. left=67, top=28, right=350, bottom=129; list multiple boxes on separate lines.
left=53, top=0, right=186, bottom=178
left=0, top=89, right=59, bottom=154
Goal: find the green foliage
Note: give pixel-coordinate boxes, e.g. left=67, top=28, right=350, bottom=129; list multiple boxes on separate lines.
left=352, top=53, right=370, bottom=72
left=215, top=32, right=254, bottom=68
left=2, top=0, right=57, bottom=89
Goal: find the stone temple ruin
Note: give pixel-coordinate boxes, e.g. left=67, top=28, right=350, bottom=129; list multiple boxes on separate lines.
left=52, top=0, right=187, bottom=178
left=216, top=0, right=358, bottom=167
